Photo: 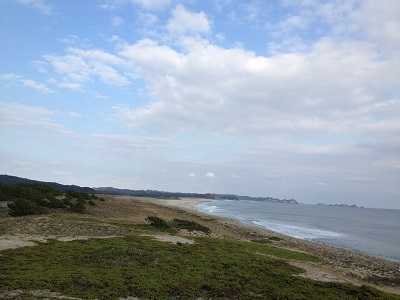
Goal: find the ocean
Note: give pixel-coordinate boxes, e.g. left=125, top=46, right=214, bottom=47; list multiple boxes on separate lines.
left=196, top=200, right=400, bottom=262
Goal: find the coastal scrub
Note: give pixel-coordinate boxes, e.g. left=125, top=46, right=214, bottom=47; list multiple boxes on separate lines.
left=0, top=235, right=398, bottom=300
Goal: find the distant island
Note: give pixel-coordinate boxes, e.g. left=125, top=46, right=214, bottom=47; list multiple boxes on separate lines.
left=317, top=203, right=364, bottom=208
left=0, top=174, right=298, bottom=204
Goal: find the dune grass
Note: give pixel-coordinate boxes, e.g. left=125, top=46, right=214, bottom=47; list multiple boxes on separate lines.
left=0, top=234, right=398, bottom=300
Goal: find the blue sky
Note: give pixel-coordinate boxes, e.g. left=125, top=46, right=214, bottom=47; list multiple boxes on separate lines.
left=1, top=0, right=400, bottom=209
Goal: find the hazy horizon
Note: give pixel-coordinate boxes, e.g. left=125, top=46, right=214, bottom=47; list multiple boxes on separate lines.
left=1, top=0, right=399, bottom=209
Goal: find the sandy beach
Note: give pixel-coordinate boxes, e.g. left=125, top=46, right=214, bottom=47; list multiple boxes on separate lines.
left=1, top=195, right=399, bottom=297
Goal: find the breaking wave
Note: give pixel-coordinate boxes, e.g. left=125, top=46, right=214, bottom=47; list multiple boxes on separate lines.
left=252, top=220, right=344, bottom=240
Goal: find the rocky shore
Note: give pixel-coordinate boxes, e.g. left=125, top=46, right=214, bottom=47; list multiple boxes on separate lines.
left=0, top=195, right=399, bottom=297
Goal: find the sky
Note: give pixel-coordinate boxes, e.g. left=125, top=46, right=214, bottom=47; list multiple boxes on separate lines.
left=1, top=0, right=399, bottom=209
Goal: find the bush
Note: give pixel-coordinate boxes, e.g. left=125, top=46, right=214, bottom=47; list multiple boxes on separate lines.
left=8, top=198, right=46, bottom=217
left=145, top=215, right=170, bottom=229
left=44, top=197, right=66, bottom=208
left=172, top=219, right=211, bottom=234
left=69, top=199, right=86, bottom=213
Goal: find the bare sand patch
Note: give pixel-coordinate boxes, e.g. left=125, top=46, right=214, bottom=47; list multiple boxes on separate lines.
left=153, top=235, right=195, bottom=244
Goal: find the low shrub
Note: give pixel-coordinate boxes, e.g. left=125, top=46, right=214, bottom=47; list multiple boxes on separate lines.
left=172, top=218, right=211, bottom=234
left=69, top=199, right=86, bottom=213
left=145, top=215, right=170, bottom=229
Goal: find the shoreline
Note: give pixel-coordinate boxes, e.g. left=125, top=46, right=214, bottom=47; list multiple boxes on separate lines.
left=154, top=197, right=396, bottom=257
left=145, top=197, right=400, bottom=295
left=164, top=197, right=399, bottom=259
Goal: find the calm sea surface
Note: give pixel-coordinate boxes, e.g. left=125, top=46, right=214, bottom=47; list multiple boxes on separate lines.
left=196, top=200, right=400, bottom=262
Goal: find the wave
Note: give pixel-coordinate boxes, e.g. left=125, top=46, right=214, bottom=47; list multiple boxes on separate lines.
left=195, top=200, right=400, bottom=261
left=197, top=203, right=344, bottom=240
left=252, top=220, right=345, bottom=240
left=198, top=204, right=222, bottom=214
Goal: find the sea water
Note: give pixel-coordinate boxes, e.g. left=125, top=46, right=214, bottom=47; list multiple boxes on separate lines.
left=196, top=200, right=400, bottom=262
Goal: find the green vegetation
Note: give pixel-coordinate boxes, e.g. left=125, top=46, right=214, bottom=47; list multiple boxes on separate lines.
left=172, top=218, right=211, bottom=234
left=7, top=198, right=46, bottom=217
left=0, top=183, right=102, bottom=216
left=145, top=215, right=211, bottom=235
left=145, top=215, right=171, bottom=229
left=0, top=235, right=397, bottom=300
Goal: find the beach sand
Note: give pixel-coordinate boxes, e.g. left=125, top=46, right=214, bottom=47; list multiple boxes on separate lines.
left=0, top=195, right=399, bottom=297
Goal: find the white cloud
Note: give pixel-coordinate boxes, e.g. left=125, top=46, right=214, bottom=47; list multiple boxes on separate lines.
left=138, top=13, right=158, bottom=26
left=350, top=0, right=400, bottom=51
left=0, top=101, right=73, bottom=136
left=189, top=173, right=196, bottom=177
left=0, top=73, right=54, bottom=93
left=12, top=160, right=37, bottom=168
left=112, top=16, right=124, bottom=27
left=133, top=0, right=171, bottom=11
left=90, top=134, right=176, bottom=152
left=279, top=0, right=400, bottom=53
left=100, top=0, right=171, bottom=11
left=205, top=172, right=215, bottom=178
left=241, top=1, right=262, bottom=22
left=15, top=0, right=52, bottom=14
left=68, top=112, right=82, bottom=118
left=114, top=37, right=398, bottom=141
left=43, top=48, right=130, bottom=87
left=21, top=79, right=55, bottom=93
left=57, top=82, right=83, bottom=90
left=167, top=5, right=211, bottom=35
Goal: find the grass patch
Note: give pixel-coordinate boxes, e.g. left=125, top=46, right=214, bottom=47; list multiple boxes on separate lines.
left=0, top=235, right=398, bottom=300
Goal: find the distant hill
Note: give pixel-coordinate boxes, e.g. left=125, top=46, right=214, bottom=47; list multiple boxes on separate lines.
left=0, top=175, right=96, bottom=193
left=93, top=187, right=220, bottom=199
left=93, top=187, right=298, bottom=204
left=0, top=175, right=297, bottom=204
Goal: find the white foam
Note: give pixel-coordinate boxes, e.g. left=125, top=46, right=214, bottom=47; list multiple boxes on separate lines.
left=252, top=220, right=344, bottom=240
left=197, top=204, right=221, bottom=213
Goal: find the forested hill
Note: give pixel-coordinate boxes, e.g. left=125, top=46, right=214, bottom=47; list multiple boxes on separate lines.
left=0, top=175, right=95, bottom=193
